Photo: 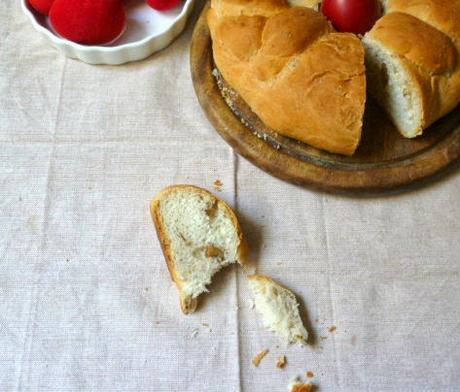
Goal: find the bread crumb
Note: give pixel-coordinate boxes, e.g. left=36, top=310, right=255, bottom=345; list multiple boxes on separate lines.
left=320, top=336, right=328, bottom=340
left=306, top=371, right=314, bottom=378
left=289, top=376, right=315, bottom=392
left=276, top=355, right=286, bottom=369
left=252, top=349, right=269, bottom=367
left=191, top=328, right=199, bottom=338
left=213, top=179, right=223, bottom=191
left=202, top=322, right=210, bottom=328
left=290, top=383, right=313, bottom=392
left=329, top=325, right=337, bottom=333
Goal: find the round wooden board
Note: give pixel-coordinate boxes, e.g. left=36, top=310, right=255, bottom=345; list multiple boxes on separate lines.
left=190, top=3, right=460, bottom=195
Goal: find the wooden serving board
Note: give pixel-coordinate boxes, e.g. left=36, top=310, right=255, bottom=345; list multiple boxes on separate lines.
left=190, top=3, right=460, bottom=195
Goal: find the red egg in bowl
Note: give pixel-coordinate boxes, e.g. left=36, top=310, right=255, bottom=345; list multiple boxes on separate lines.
left=21, top=0, right=196, bottom=64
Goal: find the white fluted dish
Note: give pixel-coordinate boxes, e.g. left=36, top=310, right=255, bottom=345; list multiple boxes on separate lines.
left=21, top=0, right=196, bottom=65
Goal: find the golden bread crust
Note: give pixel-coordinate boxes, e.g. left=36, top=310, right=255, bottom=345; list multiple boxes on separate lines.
left=208, top=0, right=366, bottom=156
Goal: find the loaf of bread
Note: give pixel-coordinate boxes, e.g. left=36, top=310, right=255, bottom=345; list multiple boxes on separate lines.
left=363, top=0, right=460, bottom=137
left=248, top=274, right=309, bottom=345
left=208, top=0, right=366, bottom=156
left=150, top=185, right=244, bottom=314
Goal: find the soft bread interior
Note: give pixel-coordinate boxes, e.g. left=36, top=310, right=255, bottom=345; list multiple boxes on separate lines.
left=158, top=189, right=241, bottom=304
left=363, top=36, right=424, bottom=138
left=249, top=275, right=308, bottom=345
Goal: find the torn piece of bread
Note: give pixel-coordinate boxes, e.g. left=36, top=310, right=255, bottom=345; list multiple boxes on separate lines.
left=248, top=274, right=308, bottom=345
left=150, top=185, right=243, bottom=314
left=363, top=0, right=460, bottom=137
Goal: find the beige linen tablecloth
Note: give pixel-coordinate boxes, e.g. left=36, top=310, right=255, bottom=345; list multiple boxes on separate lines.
left=1, top=1, right=460, bottom=391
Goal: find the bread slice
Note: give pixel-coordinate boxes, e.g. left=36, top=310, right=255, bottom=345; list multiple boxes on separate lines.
left=248, top=274, right=308, bottom=345
left=151, top=185, right=243, bottom=314
left=362, top=33, right=424, bottom=138
left=363, top=1, right=460, bottom=138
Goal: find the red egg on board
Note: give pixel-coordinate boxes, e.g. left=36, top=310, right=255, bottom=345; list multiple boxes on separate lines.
left=321, top=0, right=382, bottom=35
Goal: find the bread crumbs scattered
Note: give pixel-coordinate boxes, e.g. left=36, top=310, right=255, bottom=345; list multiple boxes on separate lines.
left=320, top=336, right=328, bottom=340
left=252, top=349, right=269, bottom=367
left=306, top=371, right=314, bottom=378
left=276, top=355, right=286, bottom=369
left=329, top=325, right=337, bottom=333
left=213, top=179, right=223, bottom=191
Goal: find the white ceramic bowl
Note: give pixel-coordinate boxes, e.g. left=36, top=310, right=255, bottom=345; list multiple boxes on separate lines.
left=21, top=0, right=196, bottom=65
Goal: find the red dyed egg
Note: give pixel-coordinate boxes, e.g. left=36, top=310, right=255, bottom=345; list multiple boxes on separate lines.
left=50, top=0, right=126, bottom=45
left=322, top=0, right=382, bottom=35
